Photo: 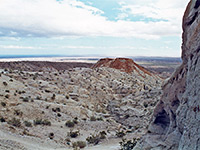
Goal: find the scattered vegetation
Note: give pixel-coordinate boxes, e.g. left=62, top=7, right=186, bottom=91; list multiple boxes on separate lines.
left=21, top=97, right=29, bottom=102
left=86, top=134, right=101, bottom=145
left=68, top=130, right=80, bottom=138
left=116, top=130, right=126, bottom=138
left=73, top=117, right=79, bottom=124
left=8, top=118, right=21, bottom=127
left=119, top=138, right=138, bottom=150
left=72, top=141, right=86, bottom=149
left=49, top=132, right=54, bottom=139
left=65, top=120, right=75, bottom=128
left=24, top=121, right=32, bottom=127
left=143, top=102, right=148, bottom=108
left=34, top=119, right=51, bottom=126
left=90, top=116, right=97, bottom=121
left=3, top=81, right=8, bottom=86
left=51, top=94, right=56, bottom=100
left=14, top=109, right=23, bottom=116
left=86, top=131, right=107, bottom=145
left=5, top=94, right=10, bottom=99
left=0, top=116, right=6, bottom=122
left=1, top=102, right=6, bottom=107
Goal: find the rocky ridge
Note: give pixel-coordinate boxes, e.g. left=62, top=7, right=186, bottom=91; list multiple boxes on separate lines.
left=0, top=58, right=162, bottom=149
left=135, top=0, right=200, bottom=149
left=92, top=58, right=156, bottom=77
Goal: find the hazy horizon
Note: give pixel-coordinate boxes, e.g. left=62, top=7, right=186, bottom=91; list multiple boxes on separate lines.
left=0, top=0, right=189, bottom=57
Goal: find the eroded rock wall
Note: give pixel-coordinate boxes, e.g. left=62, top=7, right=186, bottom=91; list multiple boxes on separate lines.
left=137, top=0, right=200, bottom=149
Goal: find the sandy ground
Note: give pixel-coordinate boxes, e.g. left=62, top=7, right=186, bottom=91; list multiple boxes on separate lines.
left=0, top=129, right=120, bottom=150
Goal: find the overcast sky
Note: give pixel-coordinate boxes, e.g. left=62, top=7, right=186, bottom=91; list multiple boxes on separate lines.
left=0, top=0, right=189, bottom=57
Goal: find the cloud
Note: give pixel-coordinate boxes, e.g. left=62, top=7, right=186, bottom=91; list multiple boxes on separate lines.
left=118, top=0, right=189, bottom=28
left=61, top=46, right=95, bottom=49
left=0, top=0, right=189, bottom=39
left=0, top=45, right=42, bottom=49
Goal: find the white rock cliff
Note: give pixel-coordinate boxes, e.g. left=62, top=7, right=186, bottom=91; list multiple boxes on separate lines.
left=137, top=0, right=200, bottom=149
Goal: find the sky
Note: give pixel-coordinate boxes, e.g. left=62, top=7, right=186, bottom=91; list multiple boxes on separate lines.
left=0, top=0, right=189, bottom=57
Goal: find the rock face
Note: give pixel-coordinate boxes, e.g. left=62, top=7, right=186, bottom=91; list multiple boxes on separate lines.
left=137, top=0, right=200, bottom=149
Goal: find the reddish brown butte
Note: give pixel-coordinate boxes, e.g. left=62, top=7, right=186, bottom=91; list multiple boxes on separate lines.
left=92, top=58, right=153, bottom=77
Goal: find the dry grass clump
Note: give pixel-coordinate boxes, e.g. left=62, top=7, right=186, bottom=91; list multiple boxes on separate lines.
left=72, top=141, right=86, bottom=149
left=8, top=118, right=21, bottom=127
left=33, top=119, right=51, bottom=126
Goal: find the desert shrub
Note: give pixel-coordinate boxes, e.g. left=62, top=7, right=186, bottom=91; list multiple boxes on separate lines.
left=5, top=90, right=10, bottom=93
left=116, top=130, right=126, bottom=138
left=24, top=121, right=32, bottom=127
left=8, top=118, right=21, bottom=127
left=97, top=117, right=104, bottom=121
left=33, top=119, right=51, bottom=126
left=72, top=141, right=86, bottom=149
left=68, top=130, right=80, bottom=138
left=3, top=81, right=8, bottom=86
left=99, top=131, right=107, bottom=139
left=42, top=119, right=51, bottom=126
left=55, top=107, right=61, bottom=112
left=0, top=117, right=6, bottom=122
left=143, top=102, right=148, bottom=108
left=45, top=89, right=51, bottom=93
left=36, top=96, right=41, bottom=100
left=5, top=94, right=10, bottom=99
left=14, top=109, right=23, bottom=116
left=49, top=132, right=54, bottom=139
left=86, top=134, right=101, bottom=145
left=90, top=116, right=96, bottom=121
left=21, top=91, right=26, bottom=94
left=52, top=108, right=56, bottom=112
left=65, top=95, right=69, bottom=99
left=34, top=119, right=43, bottom=125
left=73, top=117, right=78, bottom=124
left=22, top=97, right=29, bottom=102
left=134, top=125, right=140, bottom=130
left=1, top=102, right=6, bottom=107
left=65, top=120, right=75, bottom=128
left=119, top=138, right=137, bottom=150
left=82, top=118, right=87, bottom=121
left=51, top=94, right=56, bottom=100
left=57, top=113, right=61, bottom=117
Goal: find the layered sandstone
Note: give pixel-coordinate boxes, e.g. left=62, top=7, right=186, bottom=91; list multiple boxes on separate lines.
left=92, top=58, right=159, bottom=79
left=136, top=0, right=200, bottom=149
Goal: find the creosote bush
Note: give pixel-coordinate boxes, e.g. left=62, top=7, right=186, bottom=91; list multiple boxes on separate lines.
left=90, top=116, right=97, bottom=121
left=24, top=121, right=32, bottom=127
left=3, top=81, right=8, bottom=86
left=68, top=130, right=80, bottom=138
left=34, top=119, right=51, bottom=126
left=8, top=118, right=21, bottom=127
left=1, top=102, right=6, bottom=107
left=65, top=120, right=75, bottom=128
left=86, top=131, right=107, bottom=145
left=49, top=132, right=54, bottom=139
left=0, top=117, right=6, bottom=122
left=143, top=102, right=148, bottom=108
left=72, top=141, right=86, bottom=149
left=119, top=138, right=138, bottom=150
left=73, top=117, right=79, bottom=124
left=116, top=130, right=126, bottom=138
left=86, top=134, right=100, bottom=145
